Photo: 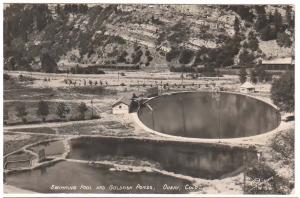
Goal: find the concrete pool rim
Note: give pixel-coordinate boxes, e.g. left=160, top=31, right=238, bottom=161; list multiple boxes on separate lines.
left=134, top=90, right=282, bottom=142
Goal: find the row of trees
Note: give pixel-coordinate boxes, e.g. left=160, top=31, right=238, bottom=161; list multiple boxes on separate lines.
left=14, top=101, right=89, bottom=123
left=64, top=79, right=109, bottom=87
left=239, top=65, right=273, bottom=84
left=61, top=4, right=89, bottom=14
left=250, top=66, right=273, bottom=83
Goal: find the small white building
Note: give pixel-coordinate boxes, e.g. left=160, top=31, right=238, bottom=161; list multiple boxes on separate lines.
left=240, top=82, right=255, bottom=93
left=112, top=97, right=131, bottom=114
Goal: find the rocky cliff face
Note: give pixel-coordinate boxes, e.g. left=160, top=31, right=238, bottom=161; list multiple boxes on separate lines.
left=4, top=4, right=294, bottom=72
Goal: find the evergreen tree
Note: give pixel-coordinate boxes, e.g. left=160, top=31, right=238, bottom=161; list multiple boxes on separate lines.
left=255, top=12, right=267, bottom=31
left=55, top=4, right=61, bottom=15
left=35, top=4, right=52, bottom=31
left=250, top=69, right=258, bottom=84
left=273, top=9, right=283, bottom=32
left=268, top=11, right=274, bottom=23
left=71, top=4, right=79, bottom=13
left=247, top=31, right=259, bottom=51
left=255, top=65, right=267, bottom=82
left=239, top=68, right=247, bottom=84
left=286, top=6, right=294, bottom=28
left=276, top=32, right=292, bottom=47
left=79, top=4, right=88, bottom=13
left=179, top=49, right=194, bottom=64
left=16, top=103, right=28, bottom=123
left=239, top=49, right=255, bottom=65
left=234, top=16, right=240, bottom=33
left=37, top=100, right=49, bottom=122
left=260, top=25, right=277, bottom=41
left=40, top=52, right=58, bottom=73
left=56, top=102, right=70, bottom=119
left=271, top=71, right=294, bottom=112
left=78, top=102, right=88, bottom=119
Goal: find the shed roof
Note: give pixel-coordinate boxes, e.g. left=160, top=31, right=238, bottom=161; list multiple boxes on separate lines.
left=240, top=82, right=255, bottom=89
left=112, top=97, right=131, bottom=107
left=262, top=57, right=294, bottom=64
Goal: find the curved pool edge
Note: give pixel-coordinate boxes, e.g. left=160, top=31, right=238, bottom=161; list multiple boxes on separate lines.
left=133, top=91, right=285, bottom=146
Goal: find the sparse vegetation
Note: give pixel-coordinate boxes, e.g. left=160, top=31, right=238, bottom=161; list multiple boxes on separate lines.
left=3, top=4, right=294, bottom=74
left=246, top=162, right=292, bottom=194
left=246, top=129, right=294, bottom=194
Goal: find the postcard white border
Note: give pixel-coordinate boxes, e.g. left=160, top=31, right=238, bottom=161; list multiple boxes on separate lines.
left=0, top=0, right=298, bottom=197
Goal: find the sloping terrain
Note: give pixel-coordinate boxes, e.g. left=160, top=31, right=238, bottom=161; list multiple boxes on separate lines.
left=4, top=4, right=294, bottom=72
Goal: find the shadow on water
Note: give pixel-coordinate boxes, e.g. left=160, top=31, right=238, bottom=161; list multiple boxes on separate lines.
left=5, top=161, right=193, bottom=193
left=28, top=140, right=65, bottom=156
left=68, top=137, right=257, bottom=179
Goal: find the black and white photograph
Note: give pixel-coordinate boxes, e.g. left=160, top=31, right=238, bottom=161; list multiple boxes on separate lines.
left=2, top=3, right=295, bottom=194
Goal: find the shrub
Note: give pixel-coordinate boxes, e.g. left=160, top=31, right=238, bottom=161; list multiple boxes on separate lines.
left=4, top=73, right=11, bottom=80
left=260, top=25, right=277, bottom=41
left=37, top=100, right=49, bottom=122
left=131, top=49, right=143, bottom=64
left=239, top=49, right=255, bottom=65
left=250, top=70, right=258, bottom=84
left=67, top=86, right=116, bottom=95
left=276, top=32, right=292, bottom=47
left=270, top=129, right=294, bottom=164
left=40, top=52, right=58, bottom=73
left=246, top=163, right=291, bottom=194
left=56, top=102, right=70, bottom=119
left=271, top=71, right=294, bottom=112
left=78, top=102, right=88, bottom=119
left=166, top=48, right=181, bottom=62
left=179, top=49, right=194, bottom=64
left=15, top=103, right=28, bottom=123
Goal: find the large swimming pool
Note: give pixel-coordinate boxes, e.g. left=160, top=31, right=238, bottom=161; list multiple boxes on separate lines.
left=138, top=91, right=280, bottom=139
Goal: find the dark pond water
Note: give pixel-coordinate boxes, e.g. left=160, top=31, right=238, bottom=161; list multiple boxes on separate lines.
left=5, top=151, right=35, bottom=170
left=68, top=137, right=257, bottom=179
left=138, top=92, right=280, bottom=139
left=6, top=161, right=31, bottom=170
left=29, top=140, right=65, bottom=156
left=6, top=161, right=193, bottom=193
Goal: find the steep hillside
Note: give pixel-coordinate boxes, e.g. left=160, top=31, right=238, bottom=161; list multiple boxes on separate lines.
left=4, top=4, right=294, bottom=72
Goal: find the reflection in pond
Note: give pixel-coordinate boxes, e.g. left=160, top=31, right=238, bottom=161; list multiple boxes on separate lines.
left=6, top=161, right=193, bottom=193
left=29, top=140, right=65, bottom=156
left=4, top=151, right=35, bottom=170
left=5, top=161, right=31, bottom=170
left=138, top=92, right=280, bottom=138
left=68, top=137, right=257, bottom=179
